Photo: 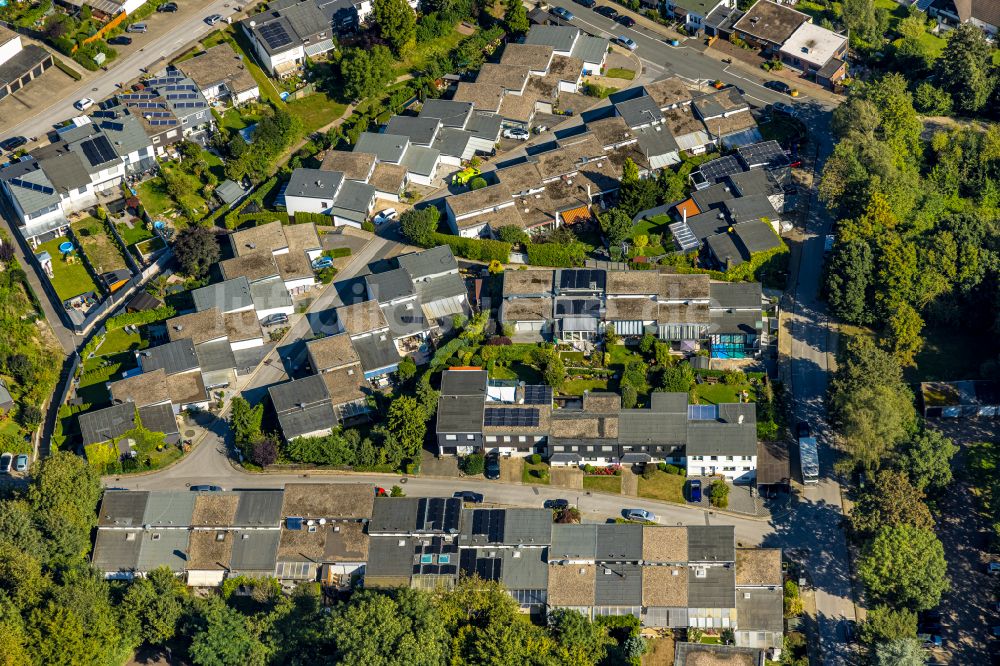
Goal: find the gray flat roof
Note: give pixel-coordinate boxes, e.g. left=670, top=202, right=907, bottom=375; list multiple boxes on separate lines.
left=92, top=528, right=142, bottom=572
left=551, top=524, right=597, bottom=560
left=276, top=401, right=338, bottom=440
left=416, top=272, right=467, bottom=304
left=386, top=115, right=440, bottom=146
left=355, top=132, right=409, bottom=163
left=365, top=268, right=414, bottom=303
left=351, top=332, right=401, bottom=373
left=525, top=24, right=579, bottom=52
left=78, top=402, right=137, bottom=446
left=192, top=276, right=254, bottom=313
left=432, top=127, right=475, bottom=159
left=400, top=145, right=440, bottom=177
left=287, top=167, right=344, bottom=199
left=142, top=491, right=197, bottom=527
left=615, top=95, right=664, bottom=129
left=195, top=339, right=237, bottom=373
left=736, top=586, right=783, bottom=632
left=368, top=496, right=463, bottom=534
left=398, top=245, right=458, bottom=280
left=269, top=374, right=331, bottom=414
left=687, top=525, right=735, bottom=562
left=138, top=529, right=190, bottom=572
left=333, top=179, right=375, bottom=213
left=570, top=34, right=609, bottom=65
left=140, top=339, right=199, bottom=375
left=230, top=529, right=280, bottom=571
left=250, top=276, right=293, bottom=312
left=436, top=395, right=485, bottom=433
left=234, top=490, right=285, bottom=526
left=98, top=490, right=150, bottom=527
left=687, top=564, right=736, bottom=607
left=594, top=562, right=643, bottom=606
left=440, top=368, right=487, bottom=396
left=419, top=98, right=474, bottom=128
left=710, top=282, right=761, bottom=309
left=595, top=524, right=644, bottom=561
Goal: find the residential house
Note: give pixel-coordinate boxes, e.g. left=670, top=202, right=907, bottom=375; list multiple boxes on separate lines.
left=445, top=183, right=517, bottom=238
left=643, top=76, right=695, bottom=111
left=321, top=150, right=377, bottom=182
left=303, top=332, right=370, bottom=421
left=930, top=0, right=999, bottom=37
left=396, top=245, right=469, bottom=320
left=239, top=0, right=337, bottom=77
left=685, top=403, right=757, bottom=481
left=226, top=220, right=322, bottom=297
left=284, top=167, right=376, bottom=228
left=501, top=269, right=555, bottom=341
left=354, top=132, right=441, bottom=187
left=120, top=74, right=214, bottom=146
left=920, top=380, right=1000, bottom=418
left=269, top=373, right=339, bottom=441
left=435, top=368, right=488, bottom=456
left=731, top=0, right=810, bottom=53
left=333, top=299, right=402, bottom=380
left=134, top=339, right=212, bottom=410
left=79, top=400, right=181, bottom=458
left=175, top=43, right=261, bottom=106
left=777, top=22, right=848, bottom=87
left=665, top=0, right=736, bottom=33
left=0, top=25, right=54, bottom=103
left=734, top=548, right=784, bottom=650
left=692, top=87, right=761, bottom=148
left=709, top=282, right=764, bottom=358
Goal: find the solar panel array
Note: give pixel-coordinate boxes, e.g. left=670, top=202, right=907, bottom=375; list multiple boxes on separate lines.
left=522, top=385, right=552, bottom=405
left=559, top=268, right=605, bottom=291
left=9, top=177, right=54, bottom=195
left=669, top=221, right=700, bottom=252
left=81, top=135, right=118, bottom=166
left=101, top=121, right=124, bottom=133
left=92, top=110, right=117, bottom=119
left=173, top=101, right=207, bottom=109
left=259, top=22, right=293, bottom=50
left=737, top=140, right=789, bottom=169
left=460, top=550, right=502, bottom=581
left=687, top=404, right=719, bottom=421
left=484, top=407, right=540, bottom=428
left=698, top=155, right=743, bottom=183
left=145, top=76, right=184, bottom=86
left=149, top=119, right=179, bottom=126
left=555, top=298, right=601, bottom=316
left=130, top=102, right=167, bottom=110
left=416, top=497, right=461, bottom=532
left=470, top=509, right=505, bottom=542
left=119, top=93, right=154, bottom=101
left=147, top=111, right=172, bottom=118
left=162, top=84, right=196, bottom=92
left=412, top=538, right=458, bottom=575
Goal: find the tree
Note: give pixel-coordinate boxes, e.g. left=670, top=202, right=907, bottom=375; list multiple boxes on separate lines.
left=837, top=383, right=916, bottom=470
left=653, top=342, right=672, bottom=368
left=0, top=543, right=46, bottom=611
left=783, top=580, right=803, bottom=618
left=373, top=0, right=416, bottom=55
left=548, top=609, right=613, bottom=666
left=843, top=0, right=878, bottom=45
left=396, top=356, right=417, bottom=382
left=542, top=353, right=566, bottom=390
left=825, top=238, right=874, bottom=324
left=174, top=225, right=219, bottom=279
left=850, top=469, right=934, bottom=536
left=914, top=82, right=953, bottom=116
left=120, top=567, right=186, bottom=647
left=639, top=332, right=656, bottom=354
left=873, top=638, right=926, bottom=666
left=461, top=453, right=485, bottom=475
left=709, top=479, right=729, bottom=508
left=934, top=24, right=996, bottom=115
left=859, top=604, right=917, bottom=645
left=399, top=206, right=440, bottom=247
left=188, top=597, right=266, bottom=666
left=858, top=524, right=949, bottom=610
left=28, top=452, right=102, bottom=565
left=883, top=301, right=924, bottom=367
left=251, top=439, right=279, bottom=467
left=899, top=429, right=958, bottom=493
left=230, top=396, right=264, bottom=455
left=468, top=176, right=487, bottom=191
left=659, top=362, right=694, bottom=393
left=598, top=208, right=633, bottom=248
left=603, top=324, right=619, bottom=347
left=487, top=259, right=503, bottom=274
left=503, top=0, right=530, bottom=35
left=340, top=45, right=394, bottom=101
left=621, top=384, right=638, bottom=409
left=495, top=225, right=529, bottom=245
left=385, top=396, right=427, bottom=459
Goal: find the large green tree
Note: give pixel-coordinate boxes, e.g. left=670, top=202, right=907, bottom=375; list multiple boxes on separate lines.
left=504, top=0, right=529, bottom=36
left=373, top=0, right=416, bottom=55
left=825, top=238, right=874, bottom=324
left=598, top=208, right=633, bottom=248
left=934, top=23, right=997, bottom=115
left=849, top=469, right=934, bottom=536
left=873, top=637, right=926, bottom=666
left=188, top=597, right=266, bottom=666
left=27, top=452, right=102, bottom=564
left=858, top=524, right=949, bottom=610
left=121, top=567, right=188, bottom=648
left=859, top=604, right=917, bottom=645
left=340, top=45, right=395, bottom=101
left=384, top=396, right=427, bottom=459
left=399, top=206, right=441, bottom=247
left=173, top=225, right=220, bottom=280
left=899, top=429, right=958, bottom=493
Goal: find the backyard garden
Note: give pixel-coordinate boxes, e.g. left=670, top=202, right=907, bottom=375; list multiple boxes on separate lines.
left=34, top=235, right=99, bottom=301
left=71, top=216, right=129, bottom=277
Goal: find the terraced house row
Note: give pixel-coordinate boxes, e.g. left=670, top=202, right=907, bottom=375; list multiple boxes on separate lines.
left=91, top=485, right=784, bottom=657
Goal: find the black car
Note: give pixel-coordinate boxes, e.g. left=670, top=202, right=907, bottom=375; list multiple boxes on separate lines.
left=796, top=421, right=810, bottom=438
left=764, top=80, right=793, bottom=95
left=574, top=0, right=597, bottom=6
left=594, top=5, right=618, bottom=18
left=453, top=490, right=484, bottom=504
left=0, top=136, right=27, bottom=152
left=543, top=499, right=570, bottom=510
left=157, top=2, right=177, bottom=10
left=484, top=453, right=500, bottom=480
left=190, top=485, right=224, bottom=492
left=615, top=14, right=636, bottom=27
left=108, top=36, right=132, bottom=45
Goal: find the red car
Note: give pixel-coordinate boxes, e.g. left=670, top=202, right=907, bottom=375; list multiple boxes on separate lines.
left=375, top=487, right=388, bottom=497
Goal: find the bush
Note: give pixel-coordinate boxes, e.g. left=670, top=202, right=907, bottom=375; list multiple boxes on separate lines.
left=461, top=453, right=485, bottom=475
left=526, top=241, right=586, bottom=268
left=361, top=220, right=376, bottom=232
left=657, top=462, right=667, bottom=472
left=664, top=464, right=681, bottom=475
left=293, top=211, right=331, bottom=225
left=530, top=453, right=542, bottom=465
left=584, top=463, right=595, bottom=474
left=641, top=464, right=657, bottom=480
left=105, top=305, right=176, bottom=331
left=431, top=232, right=510, bottom=263
left=468, top=177, right=487, bottom=190
left=390, top=484, right=406, bottom=497
left=325, top=247, right=352, bottom=258
left=709, top=479, right=729, bottom=508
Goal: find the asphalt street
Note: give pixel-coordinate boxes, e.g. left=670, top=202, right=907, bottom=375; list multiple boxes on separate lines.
left=0, top=0, right=244, bottom=141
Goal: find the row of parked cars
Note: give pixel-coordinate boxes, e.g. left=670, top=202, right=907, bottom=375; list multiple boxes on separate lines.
left=0, top=453, right=29, bottom=474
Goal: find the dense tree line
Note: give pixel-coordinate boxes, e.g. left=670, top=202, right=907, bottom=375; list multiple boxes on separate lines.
left=822, top=74, right=1000, bottom=372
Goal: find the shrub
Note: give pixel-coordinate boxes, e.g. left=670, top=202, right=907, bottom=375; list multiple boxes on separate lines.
left=461, top=453, right=485, bottom=475
left=390, top=485, right=406, bottom=497
left=325, top=247, right=352, bottom=258
left=361, top=220, right=376, bottom=232
left=526, top=241, right=586, bottom=267
left=657, top=462, right=667, bottom=472
left=709, top=479, right=729, bottom=508
left=530, top=453, right=542, bottom=465
left=468, top=177, right=487, bottom=190
left=664, top=464, right=681, bottom=475
left=584, top=463, right=595, bottom=474
left=641, top=464, right=657, bottom=480
left=431, top=232, right=510, bottom=263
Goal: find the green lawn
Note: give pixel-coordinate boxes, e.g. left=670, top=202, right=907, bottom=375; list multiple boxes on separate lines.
left=115, top=222, right=153, bottom=246
left=489, top=362, right=543, bottom=384
left=395, top=26, right=469, bottom=76
left=285, top=94, right=349, bottom=136
left=560, top=351, right=586, bottom=365
left=608, top=345, right=642, bottom=367
left=605, top=68, right=636, bottom=80
left=35, top=236, right=99, bottom=301
left=99, top=327, right=147, bottom=356
left=583, top=475, right=622, bottom=494
left=202, top=149, right=227, bottom=182
left=638, top=470, right=686, bottom=503
left=522, top=460, right=550, bottom=485
left=561, top=378, right=610, bottom=395
left=691, top=381, right=749, bottom=405
left=137, top=178, right=177, bottom=219
left=72, top=217, right=128, bottom=274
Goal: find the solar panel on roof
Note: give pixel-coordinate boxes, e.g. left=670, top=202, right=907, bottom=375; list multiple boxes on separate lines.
left=119, top=93, right=154, bottom=101
left=149, top=119, right=179, bottom=126
left=737, top=140, right=790, bottom=169
left=166, top=93, right=197, bottom=100
left=484, top=407, right=540, bottom=428
left=259, top=22, right=293, bottom=50
left=146, top=77, right=183, bottom=86
left=92, top=110, right=116, bottom=118
left=9, top=177, right=54, bottom=195
left=559, top=268, right=605, bottom=290
left=699, top=155, right=743, bottom=183
left=687, top=404, right=719, bottom=421
left=523, top=385, right=552, bottom=405
left=101, top=121, right=124, bottom=132
left=132, top=102, right=166, bottom=110
left=669, top=221, right=700, bottom=251
left=81, top=136, right=118, bottom=166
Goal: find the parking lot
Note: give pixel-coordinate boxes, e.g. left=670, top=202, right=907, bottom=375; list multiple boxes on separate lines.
left=931, top=418, right=1000, bottom=664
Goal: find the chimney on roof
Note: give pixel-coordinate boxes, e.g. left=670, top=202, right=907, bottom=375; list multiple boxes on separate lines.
left=174, top=324, right=183, bottom=331
left=738, top=414, right=745, bottom=424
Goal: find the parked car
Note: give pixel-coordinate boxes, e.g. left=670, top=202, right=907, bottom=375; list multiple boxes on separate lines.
left=989, top=562, right=1000, bottom=574
left=13, top=454, right=28, bottom=472
left=550, top=6, right=574, bottom=21
left=764, top=80, right=793, bottom=95
left=544, top=498, right=570, bottom=510
left=0, top=136, right=27, bottom=152
left=454, top=490, right=484, bottom=503
left=0, top=453, right=11, bottom=474
left=205, top=14, right=224, bottom=25
left=74, top=97, right=95, bottom=111
left=190, top=485, right=224, bottom=492
left=615, top=14, right=636, bottom=27
left=613, top=36, right=637, bottom=51
left=108, top=36, right=132, bottom=45
left=594, top=5, right=618, bottom=18
left=503, top=127, right=530, bottom=141
left=796, top=421, right=810, bottom=438
left=126, top=22, right=148, bottom=33
left=157, top=2, right=178, bottom=10
left=262, top=313, right=289, bottom=326
left=771, top=101, right=797, bottom=117
left=687, top=479, right=702, bottom=502
left=373, top=207, right=398, bottom=225
left=920, top=633, right=943, bottom=649
left=484, top=452, right=501, bottom=480
left=311, top=256, right=334, bottom=270
left=574, top=0, right=596, bottom=7
left=625, top=508, right=656, bottom=522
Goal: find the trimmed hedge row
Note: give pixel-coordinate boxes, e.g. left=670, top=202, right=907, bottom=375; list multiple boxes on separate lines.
left=293, top=211, right=332, bottom=225
left=525, top=241, right=586, bottom=268
left=53, top=57, right=83, bottom=81
left=326, top=247, right=352, bottom=258
left=431, top=233, right=510, bottom=263
left=223, top=176, right=280, bottom=229
left=105, top=305, right=176, bottom=332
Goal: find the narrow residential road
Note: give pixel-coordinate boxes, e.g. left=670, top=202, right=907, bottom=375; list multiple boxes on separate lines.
left=0, top=0, right=244, bottom=140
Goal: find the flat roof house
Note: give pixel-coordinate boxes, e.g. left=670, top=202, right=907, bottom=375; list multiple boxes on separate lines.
left=269, top=374, right=339, bottom=441
left=665, top=0, right=736, bottom=33
left=778, top=22, right=848, bottom=87
left=79, top=401, right=181, bottom=459
left=731, top=0, right=809, bottom=53
left=333, top=300, right=402, bottom=379
left=285, top=167, right=376, bottom=228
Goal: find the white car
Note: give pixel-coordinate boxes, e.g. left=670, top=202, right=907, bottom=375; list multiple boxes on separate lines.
left=74, top=97, right=94, bottom=111
left=373, top=208, right=398, bottom=225
left=503, top=128, right=530, bottom=141
left=614, top=36, right=637, bottom=51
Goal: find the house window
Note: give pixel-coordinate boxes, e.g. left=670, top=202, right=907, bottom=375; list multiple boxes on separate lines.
left=726, top=456, right=733, bottom=461
left=322, top=201, right=329, bottom=207
left=710, top=456, right=718, bottom=461
left=486, top=436, right=497, bottom=442
left=445, top=435, right=457, bottom=441
left=519, top=436, right=526, bottom=442
left=466, top=435, right=474, bottom=440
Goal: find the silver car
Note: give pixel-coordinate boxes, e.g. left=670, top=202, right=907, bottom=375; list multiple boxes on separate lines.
left=625, top=508, right=656, bottom=522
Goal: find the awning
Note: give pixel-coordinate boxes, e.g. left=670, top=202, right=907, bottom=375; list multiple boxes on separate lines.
left=621, top=453, right=652, bottom=464
left=549, top=453, right=582, bottom=464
